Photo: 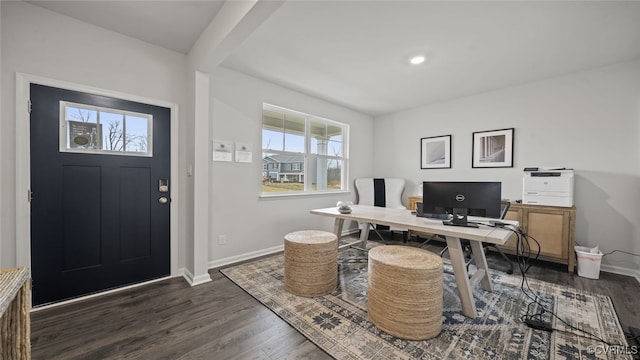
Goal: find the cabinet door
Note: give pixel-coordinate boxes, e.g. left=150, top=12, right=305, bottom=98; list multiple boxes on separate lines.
left=501, top=207, right=523, bottom=251
left=525, top=209, right=569, bottom=259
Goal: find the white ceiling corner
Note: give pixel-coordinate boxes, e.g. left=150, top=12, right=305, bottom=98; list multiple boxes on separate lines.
left=26, top=0, right=225, bottom=54
left=24, top=1, right=640, bottom=116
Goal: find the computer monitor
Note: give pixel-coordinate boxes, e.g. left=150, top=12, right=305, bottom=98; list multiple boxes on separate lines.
left=422, top=181, right=502, bottom=228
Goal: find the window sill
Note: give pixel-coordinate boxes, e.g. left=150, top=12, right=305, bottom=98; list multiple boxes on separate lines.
left=259, top=190, right=351, bottom=200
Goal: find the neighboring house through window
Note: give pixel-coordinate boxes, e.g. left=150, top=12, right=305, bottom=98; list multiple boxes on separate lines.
left=262, top=103, right=348, bottom=195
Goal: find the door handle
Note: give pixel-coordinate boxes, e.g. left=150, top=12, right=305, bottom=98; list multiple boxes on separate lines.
left=158, top=197, right=169, bottom=204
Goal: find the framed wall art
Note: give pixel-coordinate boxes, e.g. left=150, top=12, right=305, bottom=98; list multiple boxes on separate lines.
left=472, top=128, right=514, bottom=168
left=421, top=135, right=451, bottom=169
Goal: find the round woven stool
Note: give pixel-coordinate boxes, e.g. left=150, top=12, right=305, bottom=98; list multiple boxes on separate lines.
left=284, top=230, right=338, bottom=297
left=367, top=245, right=443, bottom=340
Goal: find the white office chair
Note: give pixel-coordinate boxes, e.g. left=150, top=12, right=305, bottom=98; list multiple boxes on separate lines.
left=354, top=178, right=407, bottom=241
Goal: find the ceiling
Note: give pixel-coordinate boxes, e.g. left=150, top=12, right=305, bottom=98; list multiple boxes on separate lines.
left=27, top=0, right=225, bottom=54
left=26, top=1, right=640, bottom=116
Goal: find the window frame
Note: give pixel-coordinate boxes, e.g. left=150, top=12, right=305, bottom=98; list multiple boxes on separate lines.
left=261, top=103, right=349, bottom=198
left=59, top=101, right=153, bottom=157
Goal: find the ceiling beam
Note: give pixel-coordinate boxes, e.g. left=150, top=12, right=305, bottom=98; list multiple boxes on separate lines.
left=188, top=0, right=284, bottom=71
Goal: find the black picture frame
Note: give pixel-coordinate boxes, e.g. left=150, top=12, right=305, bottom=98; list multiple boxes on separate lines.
left=420, top=135, right=451, bottom=169
left=472, top=128, right=514, bottom=168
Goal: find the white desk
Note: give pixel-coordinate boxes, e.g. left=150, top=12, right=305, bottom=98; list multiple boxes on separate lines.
left=310, top=205, right=518, bottom=319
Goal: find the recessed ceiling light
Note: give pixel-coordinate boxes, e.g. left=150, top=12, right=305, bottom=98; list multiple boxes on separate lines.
left=410, top=55, right=426, bottom=65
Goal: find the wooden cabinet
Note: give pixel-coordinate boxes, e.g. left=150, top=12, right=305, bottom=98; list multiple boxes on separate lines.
left=405, top=198, right=576, bottom=272
left=502, top=203, right=576, bottom=272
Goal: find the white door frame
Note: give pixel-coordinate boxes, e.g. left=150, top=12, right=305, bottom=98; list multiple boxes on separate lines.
left=15, top=72, right=180, bottom=279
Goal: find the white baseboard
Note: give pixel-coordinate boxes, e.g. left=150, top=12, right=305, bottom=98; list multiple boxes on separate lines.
left=207, top=229, right=359, bottom=270
left=181, top=267, right=212, bottom=286
left=342, top=228, right=360, bottom=236
left=208, top=244, right=284, bottom=269
left=191, top=274, right=213, bottom=286
left=600, top=263, right=640, bottom=283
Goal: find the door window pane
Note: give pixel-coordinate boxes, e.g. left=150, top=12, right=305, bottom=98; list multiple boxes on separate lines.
left=125, top=115, right=149, bottom=153
left=65, top=106, right=100, bottom=150
left=101, top=111, right=125, bottom=151
left=66, top=106, right=97, bottom=123
left=60, top=101, right=152, bottom=156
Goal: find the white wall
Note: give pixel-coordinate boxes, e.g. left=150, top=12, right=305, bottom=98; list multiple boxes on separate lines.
left=6, top=0, right=636, bottom=280
left=0, top=1, right=373, bottom=276
left=374, top=60, right=640, bottom=272
left=0, top=2, right=188, bottom=268
left=208, top=66, right=373, bottom=265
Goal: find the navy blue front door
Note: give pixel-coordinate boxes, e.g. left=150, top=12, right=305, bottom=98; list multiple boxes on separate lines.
left=30, top=84, right=171, bottom=306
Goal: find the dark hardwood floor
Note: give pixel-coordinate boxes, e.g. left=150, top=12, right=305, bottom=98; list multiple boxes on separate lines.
left=30, top=235, right=640, bottom=359
left=30, top=269, right=331, bottom=360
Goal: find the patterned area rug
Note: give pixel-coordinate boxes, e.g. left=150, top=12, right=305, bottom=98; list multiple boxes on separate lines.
left=220, top=245, right=630, bottom=359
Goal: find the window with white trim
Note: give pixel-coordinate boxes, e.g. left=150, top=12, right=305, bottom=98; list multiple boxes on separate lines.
left=262, top=103, right=348, bottom=195
left=59, top=101, right=152, bottom=156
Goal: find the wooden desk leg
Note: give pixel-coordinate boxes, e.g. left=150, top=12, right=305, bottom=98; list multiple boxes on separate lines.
left=445, top=235, right=477, bottom=319
left=469, top=241, right=493, bottom=292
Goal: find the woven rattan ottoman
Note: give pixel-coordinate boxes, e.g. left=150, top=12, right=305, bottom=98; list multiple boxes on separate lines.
left=368, top=245, right=443, bottom=340
left=284, top=230, right=338, bottom=297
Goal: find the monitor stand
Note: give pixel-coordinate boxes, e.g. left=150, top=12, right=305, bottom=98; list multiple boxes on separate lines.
left=442, top=213, right=479, bottom=228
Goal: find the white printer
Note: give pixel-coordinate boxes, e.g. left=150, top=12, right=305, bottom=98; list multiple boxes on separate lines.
left=522, top=169, right=574, bottom=207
